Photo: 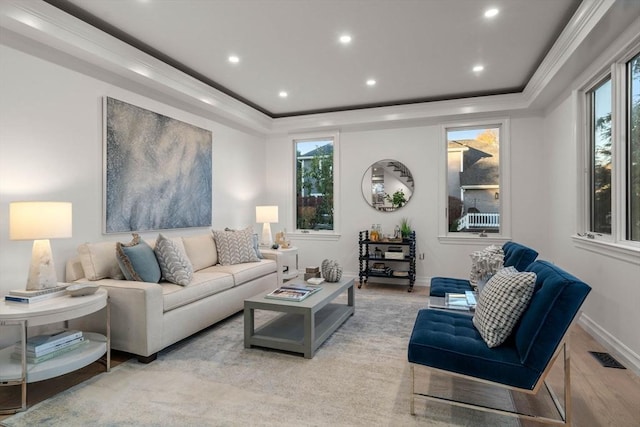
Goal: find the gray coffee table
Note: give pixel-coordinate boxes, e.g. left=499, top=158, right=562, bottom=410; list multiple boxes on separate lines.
left=244, top=278, right=355, bottom=358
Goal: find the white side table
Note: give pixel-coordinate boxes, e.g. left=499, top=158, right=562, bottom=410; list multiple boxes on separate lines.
left=262, top=246, right=298, bottom=281
left=0, top=288, right=110, bottom=413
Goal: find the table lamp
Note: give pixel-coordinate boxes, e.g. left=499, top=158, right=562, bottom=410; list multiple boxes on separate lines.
left=9, top=201, right=73, bottom=290
left=256, top=205, right=278, bottom=247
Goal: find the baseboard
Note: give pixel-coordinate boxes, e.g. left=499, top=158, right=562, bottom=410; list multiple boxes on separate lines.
left=342, top=272, right=430, bottom=287
left=578, top=313, right=640, bottom=376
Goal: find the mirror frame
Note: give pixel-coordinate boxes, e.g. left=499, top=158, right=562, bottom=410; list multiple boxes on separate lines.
left=361, top=159, right=414, bottom=212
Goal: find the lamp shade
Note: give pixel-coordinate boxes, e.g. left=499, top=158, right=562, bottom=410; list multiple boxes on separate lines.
left=256, top=205, right=278, bottom=223
left=10, top=201, right=73, bottom=240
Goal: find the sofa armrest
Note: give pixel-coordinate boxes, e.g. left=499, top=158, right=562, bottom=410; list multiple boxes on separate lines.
left=69, top=278, right=164, bottom=357
left=260, top=250, right=284, bottom=285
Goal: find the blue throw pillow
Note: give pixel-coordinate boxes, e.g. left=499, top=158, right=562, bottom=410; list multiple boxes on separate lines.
left=116, top=234, right=161, bottom=283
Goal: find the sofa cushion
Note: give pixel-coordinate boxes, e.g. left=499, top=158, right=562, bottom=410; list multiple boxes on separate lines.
left=408, top=309, right=541, bottom=389
left=472, top=268, right=536, bottom=348
left=78, top=241, right=125, bottom=281
left=116, top=234, right=161, bottom=283
left=210, top=259, right=277, bottom=286
left=154, top=233, right=193, bottom=286
left=429, top=277, right=473, bottom=298
left=213, top=228, right=260, bottom=265
left=162, top=271, right=235, bottom=312
left=182, top=233, right=218, bottom=271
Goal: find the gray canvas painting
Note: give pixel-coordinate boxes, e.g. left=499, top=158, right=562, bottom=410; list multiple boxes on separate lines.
left=104, top=97, right=212, bottom=233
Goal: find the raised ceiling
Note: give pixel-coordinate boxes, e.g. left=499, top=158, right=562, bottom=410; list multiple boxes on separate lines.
left=46, top=0, right=581, bottom=118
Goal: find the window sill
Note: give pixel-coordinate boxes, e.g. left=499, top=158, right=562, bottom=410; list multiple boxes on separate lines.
left=571, top=235, right=640, bottom=265
left=438, top=235, right=511, bottom=246
left=289, top=232, right=341, bottom=242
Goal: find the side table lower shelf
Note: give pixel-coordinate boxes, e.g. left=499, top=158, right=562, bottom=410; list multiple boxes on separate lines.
left=0, top=332, right=108, bottom=384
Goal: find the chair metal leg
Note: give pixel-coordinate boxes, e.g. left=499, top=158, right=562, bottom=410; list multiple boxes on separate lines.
left=410, top=340, right=572, bottom=425
left=410, top=364, right=416, bottom=415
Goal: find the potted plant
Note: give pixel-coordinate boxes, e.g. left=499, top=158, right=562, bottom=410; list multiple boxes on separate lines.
left=385, top=189, right=406, bottom=208
left=400, top=217, right=412, bottom=239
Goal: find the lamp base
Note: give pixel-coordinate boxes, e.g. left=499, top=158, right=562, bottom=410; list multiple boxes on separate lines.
left=26, top=239, right=58, bottom=290
left=261, top=223, right=273, bottom=247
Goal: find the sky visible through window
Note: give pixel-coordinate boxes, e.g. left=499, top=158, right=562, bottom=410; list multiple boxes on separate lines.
left=447, top=129, right=483, bottom=140
left=296, top=139, right=332, bottom=155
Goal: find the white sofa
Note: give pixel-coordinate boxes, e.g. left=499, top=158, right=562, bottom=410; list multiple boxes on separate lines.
left=66, top=232, right=282, bottom=362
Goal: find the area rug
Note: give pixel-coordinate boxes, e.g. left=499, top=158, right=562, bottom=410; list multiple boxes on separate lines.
left=3, top=286, right=519, bottom=426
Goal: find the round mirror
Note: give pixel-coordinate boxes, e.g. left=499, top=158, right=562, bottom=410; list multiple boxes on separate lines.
left=361, top=159, right=414, bottom=211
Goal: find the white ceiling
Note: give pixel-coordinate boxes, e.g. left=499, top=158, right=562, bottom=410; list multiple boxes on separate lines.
left=46, top=0, right=581, bottom=118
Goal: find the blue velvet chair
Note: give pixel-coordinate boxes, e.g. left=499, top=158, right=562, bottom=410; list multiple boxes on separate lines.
left=429, top=241, right=539, bottom=297
left=409, top=260, right=591, bottom=425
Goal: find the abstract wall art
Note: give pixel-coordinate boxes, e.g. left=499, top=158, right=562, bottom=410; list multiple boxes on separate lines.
left=104, top=97, right=212, bottom=233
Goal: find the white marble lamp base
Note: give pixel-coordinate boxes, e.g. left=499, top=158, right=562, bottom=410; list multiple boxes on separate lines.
left=26, top=239, right=58, bottom=290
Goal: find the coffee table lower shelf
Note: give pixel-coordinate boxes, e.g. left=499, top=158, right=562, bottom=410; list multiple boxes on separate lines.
left=248, top=304, right=352, bottom=357
left=244, top=278, right=355, bottom=358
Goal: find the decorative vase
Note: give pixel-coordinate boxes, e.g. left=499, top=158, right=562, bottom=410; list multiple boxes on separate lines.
left=321, top=259, right=343, bottom=282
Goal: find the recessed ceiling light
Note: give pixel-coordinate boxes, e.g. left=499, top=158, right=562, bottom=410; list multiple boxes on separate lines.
left=228, top=55, right=240, bottom=64
left=366, top=79, right=376, bottom=86
left=279, top=91, right=288, bottom=98
left=339, top=34, right=352, bottom=44
left=473, top=65, right=484, bottom=73
left=484, top=8, right=499, bottom=18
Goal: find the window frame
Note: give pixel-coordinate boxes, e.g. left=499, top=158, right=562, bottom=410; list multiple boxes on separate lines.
left=575, top=42, right=640, bottom=264
left=438, top=118, right=511, bottom=244
left=290, top=130, right=341, bottom=240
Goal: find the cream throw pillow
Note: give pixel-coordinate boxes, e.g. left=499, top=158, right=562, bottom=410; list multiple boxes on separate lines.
left=469, top=244, right=504, bottom=287
left=78, top=241, right=125, bottom=281
left=182, top=233, right=218, bottom=271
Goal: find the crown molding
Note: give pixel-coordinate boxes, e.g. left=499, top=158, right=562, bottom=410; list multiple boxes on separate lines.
left=0, top=0, right=620, bottom=135
left=0, top=0, right=273, bottom=134
left=272, top=0, right=617, bottom=134
left=522, top=0, right=614, bottom=103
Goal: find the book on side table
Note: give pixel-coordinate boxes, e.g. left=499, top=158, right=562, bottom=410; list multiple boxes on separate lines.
left=4, top=284, right=70, bottom=303
left=11, top=329, right=87, bottom=364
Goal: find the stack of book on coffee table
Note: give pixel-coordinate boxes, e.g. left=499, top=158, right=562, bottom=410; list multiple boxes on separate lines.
left=11, top=330, right=87, bottom=364
left=265, top=284, right=322, bottom=302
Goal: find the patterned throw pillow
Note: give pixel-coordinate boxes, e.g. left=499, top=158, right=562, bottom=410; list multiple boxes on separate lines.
left=213, top=227, right=261, bottom=265
left=116, top=233, right=161, bottom=283
left=154, top=234, right=193, bottom=286
left=225, top=228, right=263, bottom=259
left=469, top=244, right=504, bottom=287
left=472, top=268, right=536, bottom=348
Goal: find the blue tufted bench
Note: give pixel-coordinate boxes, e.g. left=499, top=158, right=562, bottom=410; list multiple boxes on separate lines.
left=409, top=260, right=591, bottom=425
left=429, top=241, right=539, bottom=297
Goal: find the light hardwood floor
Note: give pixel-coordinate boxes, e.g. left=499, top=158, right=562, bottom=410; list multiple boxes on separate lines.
left=514, top=324, right=640, bottom=427
left=2, top=284, right=639, bottom=426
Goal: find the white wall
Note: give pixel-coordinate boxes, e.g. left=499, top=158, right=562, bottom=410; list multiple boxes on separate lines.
left=543, top=95, right=640, bottom=368
left=0, top=45, right=267, bottom=344
left=265, top=116, right=549, bottom=284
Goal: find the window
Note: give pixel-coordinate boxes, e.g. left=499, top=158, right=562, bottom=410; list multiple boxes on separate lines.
left=628, top=54, right=640, bottom=241
left=579, top=48, right=640, bottom=254
left=588, top=78, right=612, bottom=234
left=441, top=119, right=510, bottom=240
left=294, top=133, right=338, bottom=233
